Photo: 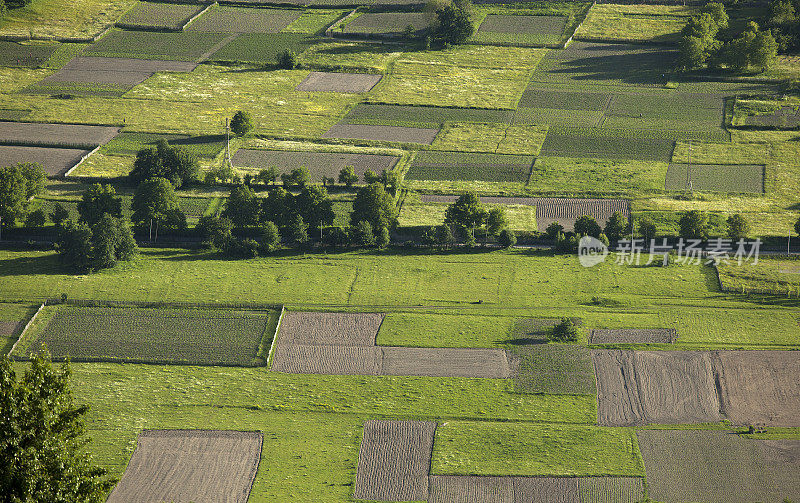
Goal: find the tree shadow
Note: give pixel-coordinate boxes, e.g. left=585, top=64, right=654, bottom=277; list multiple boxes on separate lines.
left=544, top=43, right=678, bottom=86
left=0, top=253, right=64, bottom=277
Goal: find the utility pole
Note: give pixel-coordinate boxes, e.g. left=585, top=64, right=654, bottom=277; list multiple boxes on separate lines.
left=686, top=140, right=691, bottom=194
left=789, top=231, right=791, bottom=255
left=225, top=118, right=232, bottom=167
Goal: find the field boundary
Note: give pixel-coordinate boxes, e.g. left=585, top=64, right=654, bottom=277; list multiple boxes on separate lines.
left=7, top=302, right=44, bottom=357
left=182, top=2, right=218, bottom=31
left=0, top=26, right=114, bottom=44
left=266, top=305, right=285, bottom=369
left=53, top=297, right=283, bottom=310
left=62, top=145, right=101, bottom=178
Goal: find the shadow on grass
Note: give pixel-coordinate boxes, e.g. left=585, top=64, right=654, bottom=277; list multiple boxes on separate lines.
left=0, top=253, right=63, bottom=277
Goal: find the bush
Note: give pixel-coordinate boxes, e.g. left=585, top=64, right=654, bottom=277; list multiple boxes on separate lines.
left=260, top=221, right=280, bottom=253
left=230, top=111, right=253, bottom=137
left=604, top=212, right=629, bottom=242
left=131, top=139, right=198, bottom=188
left=50, top=203, right=69, bottom=226
left=679, top=210, right=709, bottom=240
left=350, top=220, right=375, bottom=247
left=376, top=225, right=390, bottom=248
left=727, top=214, right=750, bottom=240
left=574, top=215, right=601, bottom=238
left=204, top=164, right=240, bottom=186
left=25, top=208, right=46, bottom=228
left=435, top=224, right=455, bottom=249
left=498, top=228, right=516, bottom=248
left=324, top=226, right=349, bottom=248
left=338, top=166, right=358, bottom=187
left=197, top=215, right=233, bottom=250
left=277, top=49, right=297, bottom=69
left=551, top=317, right=579, bottom=343
left=545, top=222, right=564, bottom=240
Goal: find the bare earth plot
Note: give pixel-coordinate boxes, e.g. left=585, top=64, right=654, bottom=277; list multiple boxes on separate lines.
left=381, top=347, right=512, bottom=378
left=296, top=71, right=382, bottom=93
left=322, top=123, right=440, bottom=144
left=270, top=344, right=383, bottom=374
left=106, top=430, right=263, bottom=503
left=636, top=430, right=800, bottom=503
left=354, top=420, right=437, bottom=501
left=186, top=6, right=301, bottom=33
left=745, top=106, right=800, bottom=128
left=589, top=329, right=676, bottom=345
left=664, top=163, right=764, bottom=193
left=714, top=350, right=800, bottom=427
left=0, top=145, right=90, bottom=176
left=231, top=149, right=399, bottom=181
left=277, top=311, right=384, bottom=346
left=35, top=57, right=197, bottom=92
left=592, top=350, right=721, bottom=426
left=429, top=475, right=514, bottom=503
left=0, top=321, right=22, bottom=337
left=0, top=121, right=120, bottom=148
left=576, top=477, right=645, bottom=503
left=428, top=476, right=644, bottom=503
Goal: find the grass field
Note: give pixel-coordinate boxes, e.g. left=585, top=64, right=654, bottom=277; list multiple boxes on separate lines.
left=101, top=132, right=226, bottom=158
left=0, top=41, right=59, bottom=68
left=283, top=9, right=347, bottom=35
left=406, top=151, right=535, bottom=183
left=576, top=4, right=695, bottom=43
left=529, top=156, right=667, bottom=195
left=431, top=123, right=548, bottom=156
left=116, top=2, right=204, bottom=31
left=664, top=163, right=764, bottom=193
left=430, top=421, right=644, bottom=477
left=397, top=200, right=538, bottom=231
left=185, top=6, right=301, bottom=34
left=718, top=259, right=800, bottom=296
left=86, top=29, right=227, bottom=61
left=0, top=0, right=135, bottom=39
left=207, top=33, right=320, bottom=64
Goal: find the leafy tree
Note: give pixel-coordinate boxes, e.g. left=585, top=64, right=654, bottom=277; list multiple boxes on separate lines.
left=574, top=215, right=602, bottom=238
left=55, top=220, right=93, bottom=271
left=17, top=162, right=46, bottom=199
left=498, top=228, right=516, bottom=248
left=421, top=226, right=437, bottom=248
left=678, top=35, right=710, bottom=69
left=750, top=29, right=779, bottom=71
left=284, top=214, right=309, bottom=246
left=277, top=49, right=297, bottom=69
left=0, top=0, right=6, bottom=20
left=444, top=192, right=487, bottom=232
left=603, top=211, right=629, bottom=242
left=295, top=185, right=334, bottom=234
left=338, top=166, right=358, bottom=188
left=351, top=183, right=398, bottom=231
left=77, top=184, right=122, bottom=226
left=727, top=214, right=750, bottom=240
left=0, top=354, right=116, bottom=502
left=403, top=23, right=416, bottom=39
left=261, top=187, right=294, bottom=228
left=204, top=164, right=240, bottom=186
left=6, top=0, right=33, bottom=8
left=598, top=233, right=610, bottom=246
left=433, top=0, right=474, bottom=45
left=260, top=221, right=280, bottom=253
left=223, top=185, right=261, bottom=228
left=794, top=214, right=800, bottom=237
left=550, top=317, right=579, bottom=343
left=281, top=166, right=311, bottom=188
left=679, top=210, right=710, bottom=240
left=545, top=222, right=564, bottom=240
left=25, top=208, right=46, bottom=228
left=230, top=111, right=253, bottom=137
left=770, top=0, right=797, bottom=25
left=362, top=169, right=381, bottom=185
left=227, top=238, right=260, bottom=259
left=350, top=220, right=375, bottom=247
left=637, top=217, right=657, bottom=242
left=197, top=215, right=233, bottom=250
left=257, top=167, right=278, bottom=186
left=700, top=2, right=728, bottom=30
left=376, top=225, right=390, bottom=248
left=91, top=214, right=137, bottom=270
left=486, top=206, right=508, bottom=237
left=324, top=226, right=349, bottom=248
left=50, top=202, right=70, bottom=226
left=0, top=164, right=34, bottom=228
left=130, top=177, right=187, bottom=237
left=379, top=170, right=400, bottom=196
left=434, top=224, right=455, bottom=249
left=131, top=139, right=198, bottom=188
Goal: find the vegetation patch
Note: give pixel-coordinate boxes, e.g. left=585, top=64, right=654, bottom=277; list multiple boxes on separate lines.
left=0, top=41, right=59, bottom=68
left=15, top=305, right=277, bottom=366
left=590, top=329, right=676, bottom=345
left=510, top=344, right=595, bottom=395
left=474, top=14, right=567, bottom=47
left=0, top=0, right=136, bottom=40
left=207, top=33, right=321, bottom=64
left=186, top=6, right=302, bottom=33
left=0, top=145, right=90, bottom=177
left=102, top=132, right=225, bottom=158
left=518, top=88, right=610, bottom=111
left=540, top=129, right=676, bottom=162
left=532, top=197, right=629, bottom=232
left=87, top=30, right=229, bottom=61
left=576, top=4, right=695, bottom=43
left=322, top=123, right=440, bottom=144
left=343, top=104, right=513, bottom=126
left=342, top=12, right=433, bottom=36
left=407, top=151, right=535, bottom=183
left=116, top=2, right=206, bottom=31
left=231, top=149, right=399, bottom=181
left=664, top=163, right=764, bottom=193
left=295, top=71, right=382, bottom=93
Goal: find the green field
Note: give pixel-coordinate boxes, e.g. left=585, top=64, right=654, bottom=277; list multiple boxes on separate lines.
left=101, top=132, right=226, bottom=158
left=406, top=151, right=535, bottom=182
left=0, top=41, right=59, bottom=68
left=116, top=2, right=204, bottom=30
left=0, top=0, right=135, bottom=39
left=86, top=29, right=228, bottom=61
left=207, top=34, right=321, bottom=64
left=576, top=4, right=696, bottom=43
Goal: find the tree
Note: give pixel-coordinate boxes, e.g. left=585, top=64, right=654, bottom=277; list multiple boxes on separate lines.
left=750, top=30, right=778, bottom=71
left=550, top=317, right=579, bottom=343
left=444, top=192, right=487, bottom=233
left=545, top=222, right=564, bottom=240
left=794, top=214, right=800, bottom=237
left=295, top=185, right=334, bottom=235
left=281, top=166, right=310, bottom=188
left=77, top=184, right=122, bottom=226
left=223, top=185, right=261, bottom=228
left=375, top=225, right=390, bottom=248
left=230, top=111, right=253, bottom=137
left=679, top=210, right=710, bottom=240
left=433, top=0, right=474, bottom=45
left=351, top=183, right=398, bottom=231
left=284, top=214, right=309, bottom=246
left=362, top=169, right=381, bottom=185
left=486, top=206, right=508, bottom=238
left=324, top=226, right=349, bottom=248
left=498, top=228, right=516, bottom=248
left=91, top=214, right=137, bottom=269
left=700, top=2, right=728, bottom=30
left=0, top=165, right=30, bottom=228
left=727, top=214, right=750, bottom=240
left=25, top=208, right=46, bottom=228
left=261, top=187, right=294, bottom=228
left=260, top=221, right=280, bottom=253
left=769, top=0, right=797, bottom=25
left=434, top=224, right=455, bottom=249
left=277, top=49, right=297, bottom=69
left=197, top=215, right=233, bottom=250
left=678, top=35, right=710, bottom=69
left=338, top=166, right=358, bottom=188
left=56, top=221, right=93, bottom=271
left=0, top=354, right=115, bottom=502
left=604, top=211, right=629, bottom=242
left=131, top=139, right=198, bottom=188
left=350, top=220, right=375, bottom=247
left=0, top=0, right=6, bottom=20
left=130, top=177, right=187, bottom=237
left=637, top=217, right=657, bottom=242
left=204, top=164, right=240, bottom=186
left=257, top=167, right=278, bottom=186
left=17, top=162, right=46, bottom=199
left=50, top=202, right=69, bottom=227
left=574, top=215, right=602, bottom=238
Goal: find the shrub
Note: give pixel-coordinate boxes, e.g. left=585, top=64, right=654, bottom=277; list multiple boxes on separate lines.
left=277, top=49, right=296, bottom=69
left=545, top=222, right=564, bottom=240
left=204, top=164, right=240, bottom=186
left=637, top=217, right=656, bottom=242
left=403, top=24, right=416, bottom=40
left=498, top=228, right=516, bottom=248
left=435, top=224, right=455, bottom=249
left=551, top=317, right=579, bottom=343
left=260, top=221, right=280, bottom=253
left=376, top=225, right=390, bottom=248
left=50, top=203, right=69, bottom=226
left=338, top=166, right=358, bottom=188
left=350, top=220, right=375, bottom=247
left=230, top=111, right=253, bottom=137
left=486, top=207, right=508, bottom=237
left=727, top=214, right=750, bottom=240
left=679, top=210, right=709, bottom=240
left=324, top=226, right=349, bottom=248
left=604, top=212, right=629, bottom=242
left=574, top=215, right=602, bottom=238
left=197, top=215, right=233, bottom=250
left=25, top=209, right=46, bottom=228
left=284, top=214, right=309, bottom=246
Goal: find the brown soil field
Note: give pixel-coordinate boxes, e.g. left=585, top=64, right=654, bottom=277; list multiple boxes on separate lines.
left=38, top=69, right=152, bottom=88
left=577, top=477, right=644, bottom=503
left=270, top=344, right=382, bottom=374
left=106, top=429, right=263, bottom=503
left=296, top=71, right=382, bottom=93
left=636, top=430, right=800, bottom=503
left=713, top=350, right=800, bottom=427
left=186, top=6, right=301, bottom=33
left=322, top=123, right=440, bottom=144
left=592, top=350, right=721, bottom=426
left=0, top=121, right=120, bottom=148
left=589, top=329, right=676, bottom=344
left=231, top=149, right=399, bottom=181
left=38, top=57, right=196, bottom=89
left=0, top=145, right=90, bottom=176
left=354, top=420, right=437, bottom=501
left=278, top=311, right=384, bottom=346
left=428, top=476, right=641, bottom=503
left=381, top=347, right=512, bottom=378
left=430, top=475, right=514, bottom=503
left=0, top=320, right=21, bottom=336
left=513, top=477, right=578, bottom=503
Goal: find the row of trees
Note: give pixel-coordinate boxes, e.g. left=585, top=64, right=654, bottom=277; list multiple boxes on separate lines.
left=678, top=2, right=778, bottom=72
left=767, top=0, right=800, bottom=52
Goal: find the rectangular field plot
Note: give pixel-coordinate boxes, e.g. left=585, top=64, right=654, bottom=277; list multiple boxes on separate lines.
left=342, top=103, right=513, bottom=126
left=407, top=151, right=535, bottom=183
left=381, top=347, right=512, bottom=378
left=354, top=420, right=437, bottom=501
left=428, top=476, right=644, bottom=503
left=15, top=306, right=275, bottom=366
left=37, top=57, right=197, bottom=91
left=577, top=477, right=645, bottom=503
left=429, top=475, right=513, bottom=503
left=715, top=350, right=800, bottom=427
left=518, top=88, right=610, bottom=111
left=475, top=14, right=567, bottom=46
left=232, top=149, right=399, bottom=181
left=532, top=197, right=629, bottom=233
left=116, top=2, right=206, bottom=30
left=207, top=33, right=319, bottom=64
left=278, top=311, right=384, bottom=346
left=343, top=12, right=433, bottom=36
left=592, top=350, right=721, bottom=426
left=87, top=30, right=228, bottom=61
left=590, top=329, right=676, bottom=344
left=107, top=430, right=263, bottom=503
left=664, top=163, right=764, bottom=193
left=0, top=145, right=90, bottom=177
left=186, top=6, right=301, bottom=33
left=0, top=121, right=120, bottom=148
left=270, top=344, right=383, bottom=374
left=540, top=130, right=675, bottom=162
left=509, top=344, right=595, bottom=395
left=636, top=430, right=800, bottom=503
left=296, top=71, right=382, bottom=93
left=575, top=4, right=695, bottom=43
left=103, top=131, right=224, bottom=158
left=322, top=123, right=440, bottom=144
left=0, top=41, right=58, bottom=68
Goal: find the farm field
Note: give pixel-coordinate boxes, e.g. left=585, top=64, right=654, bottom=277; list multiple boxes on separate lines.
left=185, top=6, right=302, bottom=34
left=116, top=2, right=205, bottom=31
left=0, top=145, right=90, bottom=176
left=232, top=149, right=399, bottom=180
left=473, top=14, right=568, bottom=47
left=575, top=4, right=696, bottom=43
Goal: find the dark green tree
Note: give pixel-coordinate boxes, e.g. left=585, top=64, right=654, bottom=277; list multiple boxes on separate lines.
left=700, top=2, right=728, bottom=30
left=50, top=202, right=70, bottom=226
left=131, top=139, right=198, bottom=188
left=679, top=210, right=710, bottom=240
left=362, top=169, right=381, bottom=185
left=324, top=226, right=349, bottom=248
left=0, top=165, right=31, bottom=229
left=435, top=224, right=455, bottom=249
left=261, top=187, right=294, bottom=228
left=17, top=162, right=46, bottom=199
left=0, top=354, right=116, bottom=502
left=603, top=211, right=629, bottom=242
left=257, top=167, right=278, bottom=186
left=375, top=225, right=390, bottom=249
left=545, top=222, right=564, bottom=240
left=338, top=166, right=358, bottom=188
left=230, top=111, right=253, bottom=137
left=25, top=208, right=46, bottom=228
left=281, top=166, right=311, bottom=188
left=498, top=228, right=516, bottom=248
left=77, top=184, right=122, bottom=227
left=277, top=49, right=297, bottom=69
left=295, top=185, right=335, bottom=236
left=637, top=217, right=657, bottom=242
left=350, top=220, right=375, bottom=247
left=91, top=214, right=137, bottom=270
left=574, top=215, right=602, bottom=238
left=260, top=221, right=281, bottom=253
left=284, top=214, right=309, bottom=247
left=434, top=0, right=475, bottom=45
left=351, top=183, right=398, bottom=231
left=56, top=220, right=93, bottom=271
left=444, top=192, right=487, bottom=232
left=130, top=177, right=187, bottom=237
left=486, top=206, right=508, bottom=238
left=551, top=317, right=579, bottom=342
left=197, top=215, right=233, bottom=250
left=222, top=185, right=261, bottom=228
left=727, top=214, right=750, bottom=240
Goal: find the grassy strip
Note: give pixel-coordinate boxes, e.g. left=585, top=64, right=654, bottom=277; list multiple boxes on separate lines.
left=575, top=4, right=695, bottom=43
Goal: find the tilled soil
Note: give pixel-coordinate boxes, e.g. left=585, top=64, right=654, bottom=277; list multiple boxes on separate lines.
left=322, top=123, right=440, bottom=144
left=381, top=347, right=512, bottom=378
left=577, top=477, right=644, bottom=503
left=430, top=475, right=514, bottom=503
left=636, top=429, right=800, bottom=503
left=0, top=145, right=90, bottom=176
left=0, top=320, right=21, bottom=336
left=278, top=311, right=384, bottom=346
left=0, top=121, right=120, bottom=147
left=296, top=71, right=382, bottom=93
left=37, top=57, right=196, bottom=90
left=427, top=476, right=642, bottom=503
left=106, top=429, right=263, bottom=503
left=589, top=329, right=676, bottom=344
left=592, top=350, right=721, bottom=426
left=270, top=344, right=383, bottom=375
left=354, top=420, right=437, bottom=501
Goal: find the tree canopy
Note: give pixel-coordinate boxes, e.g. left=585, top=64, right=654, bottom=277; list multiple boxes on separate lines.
left=131, top=139, right=198, bottom=188
left=351, top=183, right=398, bottom=231
left=130, top=177, right=187, bottom=236
left=444, top=192, right=487, bottom=230
left=77, top=184, right=123, bottom=227
left=0, top=163, right=46, bottom=228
